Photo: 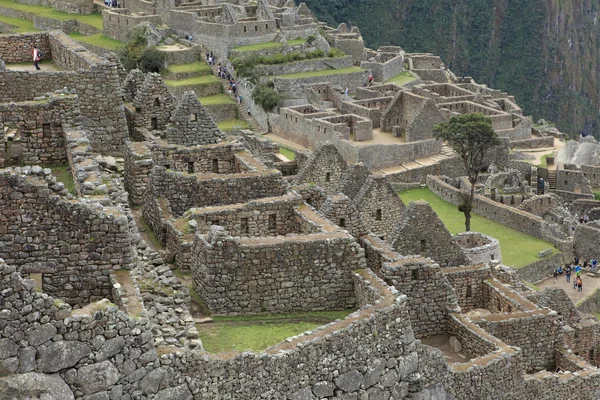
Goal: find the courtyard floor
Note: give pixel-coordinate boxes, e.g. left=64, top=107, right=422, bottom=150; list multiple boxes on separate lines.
left=5, top=61, right=59, bottom=72
left=539, top=273, right=600, bottom=304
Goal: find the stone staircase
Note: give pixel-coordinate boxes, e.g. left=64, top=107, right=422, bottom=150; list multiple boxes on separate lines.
left=547, top=169, right=557, bottom=190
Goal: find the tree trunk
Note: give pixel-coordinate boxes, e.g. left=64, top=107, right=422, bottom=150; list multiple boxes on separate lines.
left=465, top=177, right=476, bottom=232
left=464, top=209, right=471, bottom=232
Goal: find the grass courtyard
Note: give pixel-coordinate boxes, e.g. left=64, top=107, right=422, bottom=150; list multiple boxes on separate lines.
left=217, top=119, right=250, bottom=131
left=386, top=71, right=416, bottom=86
left=274, top=66, right=364, bottom=79
left=0, top=0, right=103, bottom=29
left=0, top=14, right=38, bottom=33
left=197, top=310, right=353, bottom=353
left=232, top=41, right=283, bottom=52
left=398, top=188, right=559, bottom=269
left=67, top=33, right=123, bottom=50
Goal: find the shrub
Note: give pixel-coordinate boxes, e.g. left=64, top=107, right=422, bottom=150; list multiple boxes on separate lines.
left=306, top=34, right=316, bottom=45
left=252, top=83, right=282, bottom=112
left=117, top=25, right=165, bottom=73
left=328, top=48, right=345, bottom=58
left=138, top=48, right=166, bottom=73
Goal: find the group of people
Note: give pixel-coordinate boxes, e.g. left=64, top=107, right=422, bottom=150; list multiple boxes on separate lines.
left=212, top=57, right=250, bottom=116
left=104, top=0, right=118, bottom=7
left=206, top=52, right=216, bottom=66
left=553, top=258, right=598, bottom=292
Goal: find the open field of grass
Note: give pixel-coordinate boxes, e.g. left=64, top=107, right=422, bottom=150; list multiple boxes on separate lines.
left=0, top=14, right=38, bottom=32
left=200, top=94, right=234, bottom=105
left=233, top=41, right=283, bottom=52
left=398, top=187, right=559, bottom=269
left=287, top=38, right=306, bottom=46
left=197, top=310, right=354, bottom=353
left=164, top=75, right=220, bottom=87
left=274, top=66, right=364, bottom=79
left=163, top=61, right=211, bottom=74
left=217, top=119, right=250, bottom=131
left=48, top=165, right=76, bottom=195
left=0, top=0, right=103, bottom=29
left=68, top=33, right=123, bottom=50
left=387, top=71, right=416, bottom=86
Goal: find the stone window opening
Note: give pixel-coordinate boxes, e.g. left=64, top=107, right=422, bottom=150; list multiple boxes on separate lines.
left=265, top=24, right=268, bottom=30
left=255, top=25, right=258, bottom=32
left=325, top=172, right=331, bottom=182
left=42, top=123, right=51, bottom=138
left=154, top=98, right=161, bottom=107
left=190, top=113, right=198, bottom=121
left=339, top=218, right=346, bottom=227
left=212, top=159, right=219, bottom=173
left=324, top=128, right=327, bottom=134
left=187, top=162, right=194, bottom=174
left=466, top=284, right=472, bottom=298
left=241, top=217, right=249, bottom=234
left=163, top=164, right=170, bottom=169
left=268, top=214, right=276, bottom=230
left=411, top=269, right=418, bottom=280
left=490, top=254, right=495, bottom=260
left=590, top=349, right=595, bottom=360
left=375, top=209, right=382, bottom=221
left=564, top=180, right=568, bottom=185
left=244, top=26, right=247, bottom=32
left=212, top=220, right=219, bottom=226
left=151, top=117, right=158, bottom=130
left=31, top=273, right=43, bottom=293
left=420, top=239, right=426, bottom=251
left=379, top=236, right=385, bottom=240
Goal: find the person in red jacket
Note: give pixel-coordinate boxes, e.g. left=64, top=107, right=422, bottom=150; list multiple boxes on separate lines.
left=32, top=45, right=41, bottom=70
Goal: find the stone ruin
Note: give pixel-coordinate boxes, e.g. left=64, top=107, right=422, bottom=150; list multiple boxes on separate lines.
left=2, top=1, right=600, bottom=399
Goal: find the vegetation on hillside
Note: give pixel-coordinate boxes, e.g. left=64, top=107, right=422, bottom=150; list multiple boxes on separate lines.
left=300, top=0, right=600, bottom=138
left=118, top=26, right=166, bottom=73
left=252, top=82, right=282, bottom=112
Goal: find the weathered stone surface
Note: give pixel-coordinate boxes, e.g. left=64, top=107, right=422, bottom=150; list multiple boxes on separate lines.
left=27, top=323, right=57, bottom=347
left=362, top=358, right=385, bottom=389
left=0, top=338, right=18, bottom=359
left=312, top=381, right=335, bottom=398
left=139, top=367, right=171, bottom=395
left=38, top=341, right=91, bottom=373
left=0, top=372, right=74, bottom=400
left=96, top=337, right=125, bottom=362
left=18, top=347, right=36, bottom=373
left=334, top=370, right=363, bottom=392
left=291, top=386, right=315, bottom=400
left=154, top=384, right=193, bottom=400
left=75, top=360, right=120, bottom=395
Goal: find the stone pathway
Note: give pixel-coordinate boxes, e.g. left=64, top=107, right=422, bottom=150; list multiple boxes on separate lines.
left=539, top=272, right=600, bottom=304
left=5, top=62, right=60, bottom=72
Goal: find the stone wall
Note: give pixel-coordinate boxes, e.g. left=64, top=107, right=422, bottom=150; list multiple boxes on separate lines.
left=255, top=55, right=354, bottom=77
left=442, top=264, right=490, bottom=312
left=272, top=69, right=370, bottom=98
left=453, top=231, right=502, bottom=264
left=123, top=140, right=153, bottom=205
left=0, top=32, right=51, bottom=63
left=526, top=286, right=581, bottom=325
left=517, top=252, right=565, bottom=283
left=102, top=9, right=162, bottom=42
left=0, top=169, right=134, bottom=305
left=191, top=220, right=365, bottom=314
left=0, top=32, right=129, bottom=154
left=360, top=54, right=404, bottom=82
left=574, top=221, right=600, bottom=261
left=582, top=164, right=600, bottom=188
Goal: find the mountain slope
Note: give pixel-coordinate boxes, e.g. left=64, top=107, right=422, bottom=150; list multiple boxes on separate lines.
left=304, top=0, right=600, bottom=137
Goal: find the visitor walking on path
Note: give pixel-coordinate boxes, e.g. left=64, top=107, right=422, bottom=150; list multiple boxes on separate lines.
left=553, top=269, right=558, bottom=283
left=32, top=46, right=41, bottom=70
left=566, top=265, right=572, bottom=283
left=577, top=276, right=583, bottom=292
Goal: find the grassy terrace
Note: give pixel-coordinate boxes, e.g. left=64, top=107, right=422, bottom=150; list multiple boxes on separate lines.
left=163, top=61, right=211, bottom=74
left=197, top=310, right=353, bottom=353
left=67, top=33, right=123, bottom=50
left=0, top=0, right=103, bottom=29
left=274, top=66, right=364, bottom=79
left=218, top=119, right=249, bottom=131
left=0, top=14, right=38, bottom=32
left=398, top=188, right=559, bottom=269
left=48, top=165, right=76, bottom=195
left=279, top=147, right=295, bottom=161
left=164, top=75, right=220, bottom=86
left=387, top=71, right=416, bottom=86
left=199, top=94, right=234, bottom=105
left=232, top=41, right=283, bottom=52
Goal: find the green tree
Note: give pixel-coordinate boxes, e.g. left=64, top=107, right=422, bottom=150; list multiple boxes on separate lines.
left=118, top=26, right=165, bottom=73
left=252, top=82, right=282, bottom=112
left=434, top=113, right=500, bottom=231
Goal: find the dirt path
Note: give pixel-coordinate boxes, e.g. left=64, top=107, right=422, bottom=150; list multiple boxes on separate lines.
left=539, top=272, right=600, bottom=304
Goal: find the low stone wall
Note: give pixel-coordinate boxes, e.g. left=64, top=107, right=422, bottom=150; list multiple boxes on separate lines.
left=427, top=175, right=546, bottom=240
left=123, top=140, right=153, bottom=205
left=272, top=69, right=370, bottom=98
left=255, top=55, right=354, bottom=77
left=510, top=136, right=555, bottom=149
left=517, top=252, right=565, bottom=283
left=102, top=9, right=162, bottom=42
left=387, top=155, right=466, bottom=184
left=522, top=367, right=600, bottom=400
left=576, top=287, right=600, bottom=314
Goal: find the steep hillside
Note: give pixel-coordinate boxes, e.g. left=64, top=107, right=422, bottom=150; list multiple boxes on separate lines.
left=304, top=0, right=600, bottom=137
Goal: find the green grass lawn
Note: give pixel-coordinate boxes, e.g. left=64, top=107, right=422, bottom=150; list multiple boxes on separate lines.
left=0, top=14, right=38, bottom=32
left=200, top=94, right=234, bottom=105
left=164, top=75, right=220, bottom=87
left=387, top=71, right=416, bottom=86
left=398, top=188, right=559, bottom=269
left=233, top=41, right=283, bottom=52
left=198, top=310, right=353, bottom=353
left=218, top=119, right=250, bottom=131
left=287, top=38, right=306, bottom=46
left=48, top=165, right=76, bottom=195
left=274, top=66, right=364, bottom=79
left=279, top=147, right=295, bottom=161
left=67, top=33, right=123, bottom=50
left=0, top=0, right=103, bottom=29
left=163, top=61, right=211, bottom=74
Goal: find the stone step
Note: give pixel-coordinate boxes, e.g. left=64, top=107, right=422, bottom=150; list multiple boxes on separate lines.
left=194, top=317, right=213, bottom=324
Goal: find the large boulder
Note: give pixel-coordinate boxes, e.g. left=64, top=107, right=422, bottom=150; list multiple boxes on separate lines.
left=133, top=21, right=161, bottom=47
left=37, top=341, right=91, bottom=373
left=0, top=372, right=74, bottom=400
left=75, top=360, right=120, bottom=395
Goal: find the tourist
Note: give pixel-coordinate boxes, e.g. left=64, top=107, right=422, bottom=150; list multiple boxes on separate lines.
left=368, top=74, right=373, bottom=86
left=566, top=265, right=572, bottom=283
left=577, top=276, right=583, bottom=292
left=575, top=272, right=580, bottom=289
left=206, top=52, right=210, bottom=61
left=247, top=106, right=251, bottom=116
left=557, top=266, right=563, bottom=275
left=575, top=263, right=581, bottom=274
left=32, top=45, right=41, bottom=71
left=553, top=269, right=558, bottom=283
left=238, top=94, right=243, bottom=105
